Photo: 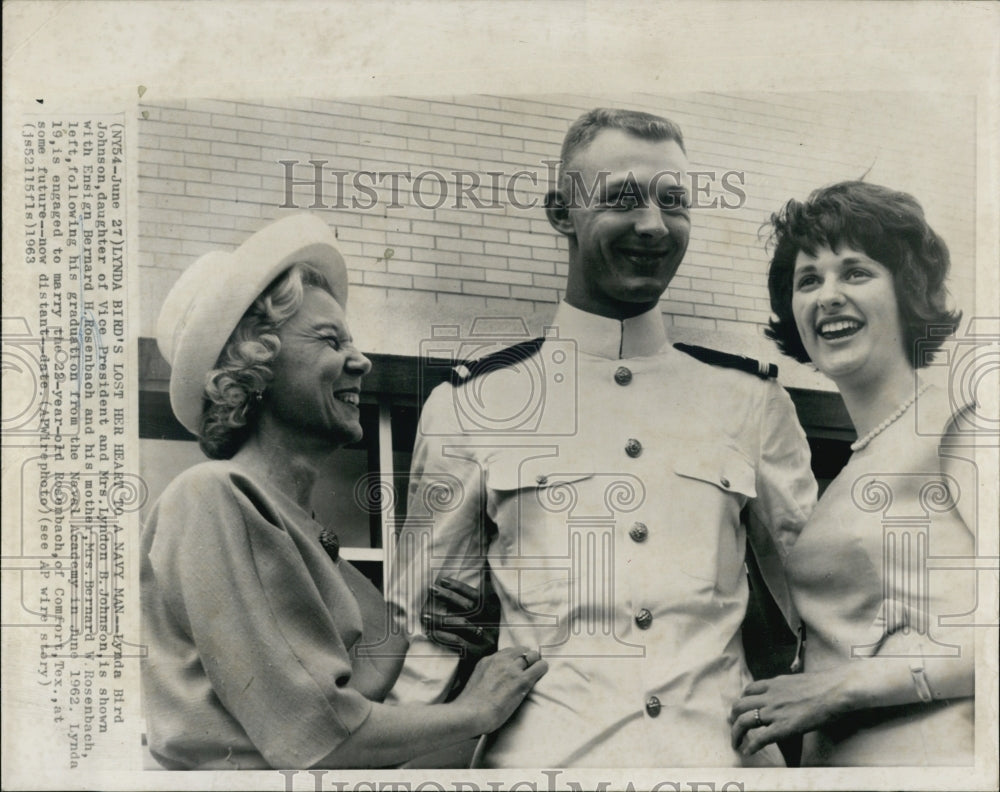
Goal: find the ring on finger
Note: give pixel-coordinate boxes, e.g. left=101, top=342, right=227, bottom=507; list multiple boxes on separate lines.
left=754, top=707, right=763, bottom=729
left=518, top=652, right=532, bottom=670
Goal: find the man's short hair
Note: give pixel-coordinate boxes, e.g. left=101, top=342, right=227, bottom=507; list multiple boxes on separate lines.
left=765, top=180, right=961, bottom=368
left=557, top=108, right=686, bottom=192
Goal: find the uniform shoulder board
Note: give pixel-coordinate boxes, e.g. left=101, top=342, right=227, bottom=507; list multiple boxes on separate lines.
left=673, top=342, right=778, bottom=380
left=450, top=337, right=546, bottom=386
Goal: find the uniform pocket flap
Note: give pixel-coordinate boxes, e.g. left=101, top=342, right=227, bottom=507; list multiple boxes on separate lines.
left=673, top=445, right=756, bottom=498
left=486, top=452, right=594, bottom=492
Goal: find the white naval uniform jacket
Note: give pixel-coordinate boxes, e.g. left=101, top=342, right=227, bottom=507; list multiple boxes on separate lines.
left=387, top=302, right=817, bottom=768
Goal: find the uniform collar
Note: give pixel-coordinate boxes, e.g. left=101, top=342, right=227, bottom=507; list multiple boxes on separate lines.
left=551, top=301, right=668, bottom=360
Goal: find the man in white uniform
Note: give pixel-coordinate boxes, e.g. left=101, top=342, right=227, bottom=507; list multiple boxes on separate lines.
left=388, top=108, right=817, bottom=767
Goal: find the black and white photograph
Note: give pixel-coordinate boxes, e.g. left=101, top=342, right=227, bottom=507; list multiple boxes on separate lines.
left=3, top=3, right=998, bottom=791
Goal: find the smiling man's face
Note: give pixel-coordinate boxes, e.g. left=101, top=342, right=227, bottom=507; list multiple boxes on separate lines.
left=555, top=128, right=691, bottom=320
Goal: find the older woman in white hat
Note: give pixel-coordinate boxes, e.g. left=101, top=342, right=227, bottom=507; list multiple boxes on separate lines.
left=142, top=214, right=546, bottom=770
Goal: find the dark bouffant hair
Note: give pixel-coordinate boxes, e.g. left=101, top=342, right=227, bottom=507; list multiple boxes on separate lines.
left=765, top=181, right=961, bottom=367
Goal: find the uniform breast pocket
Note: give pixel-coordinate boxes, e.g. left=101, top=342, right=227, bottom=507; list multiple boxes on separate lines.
left=485, top=453, right=597, bottom=569
left=669, top=445, right=757, bottom=591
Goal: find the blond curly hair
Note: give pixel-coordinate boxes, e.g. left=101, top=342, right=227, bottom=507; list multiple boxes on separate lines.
left=198, top=262, right=332, bottom=459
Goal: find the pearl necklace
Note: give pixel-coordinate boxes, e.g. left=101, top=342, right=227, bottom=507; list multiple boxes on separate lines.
left=850, top=382, right=931, bottom=452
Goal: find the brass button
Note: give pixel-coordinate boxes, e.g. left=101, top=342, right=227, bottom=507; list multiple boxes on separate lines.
left=625, top=438, right=642, bottom=458
left=635, top=608, right=653, bottom=630
left=614, top=366, right=633, bottom=386
left=645, top=695, right=661, bottom=717
left=536, top=474, right=548, bottom=486
left=629, top=522, right=648, bottom=542
left=720, top=476, right=731, bottom=489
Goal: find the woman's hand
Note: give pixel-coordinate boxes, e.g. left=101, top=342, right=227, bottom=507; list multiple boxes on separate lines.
left=422, top=576, right=500, bottom=659
left=729, top=670, right=849, bottom=756
left=454, top=646, right=548, bottom=734
left=315, top=646, right=547, bottom=768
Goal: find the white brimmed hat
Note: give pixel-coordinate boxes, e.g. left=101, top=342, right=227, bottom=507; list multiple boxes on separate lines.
left=156, top=213, right=348, bottom=436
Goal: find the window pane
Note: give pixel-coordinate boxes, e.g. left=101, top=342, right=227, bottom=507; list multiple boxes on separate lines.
left=389, top=405, right=419, bottom=539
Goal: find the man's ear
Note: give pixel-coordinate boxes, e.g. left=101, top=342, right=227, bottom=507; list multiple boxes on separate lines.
left=545, top=188, right=574, bottom=236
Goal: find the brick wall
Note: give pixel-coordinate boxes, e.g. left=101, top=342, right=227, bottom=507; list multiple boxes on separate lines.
left=139, top=93, right=975, bottom=385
